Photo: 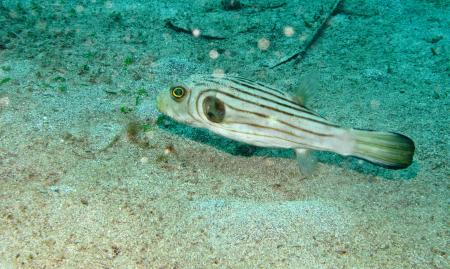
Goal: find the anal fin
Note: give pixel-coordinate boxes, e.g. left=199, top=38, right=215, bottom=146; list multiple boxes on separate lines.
left=295, top=148, right=317, bottom=177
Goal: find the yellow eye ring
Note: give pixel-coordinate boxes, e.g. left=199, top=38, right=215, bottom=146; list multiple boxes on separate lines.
left=171, top=86, right=186, bottom=101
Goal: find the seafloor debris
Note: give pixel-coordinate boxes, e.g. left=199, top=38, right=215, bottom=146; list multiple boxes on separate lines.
left=63, top=122, right=123, bottom=158
left=270, top=0, right=343, bottom=68
left=165, top=0, right=342, bottom=68
left=165, top=20, right=226, bottom=40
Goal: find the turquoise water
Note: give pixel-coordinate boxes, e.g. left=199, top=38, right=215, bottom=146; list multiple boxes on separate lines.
left=0, top=0, right=448, bottom=268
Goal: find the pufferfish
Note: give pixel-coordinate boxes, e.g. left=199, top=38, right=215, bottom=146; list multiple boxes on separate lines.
left=156, top=74, right=415, bottom=174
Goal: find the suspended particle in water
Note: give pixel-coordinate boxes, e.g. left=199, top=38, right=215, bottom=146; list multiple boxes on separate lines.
left=105, top=1, right=113, bottom=9
left=36, top=20, right=47, bottom=31
left=140, top=157, right=149, bottom=164
left=192, top=28, right=201, bottom=38
left=257, top=38, right=270, bottom=51
left=370, top=100, right=380, bottom=110
left=75, top=5, right=85, bottom=13
left=209, top=49, right=219, bottom=59
left=123, top=34, right=131, bottom=43
left=213, top=68, right=225, bottom=77
left=274, top=51, right=284, bottom=59
left=299, top=33, right=308, bottom=42
left=283, top=26, right=295, bottom=37
left=163, top=33, right=172, bottom=42
left=84, top=38, right=94, bottom=47
left=9, top=11, right=18, bottom=19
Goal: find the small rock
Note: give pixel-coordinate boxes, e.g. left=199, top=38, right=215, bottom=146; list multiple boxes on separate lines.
left=49, top=185, right=75, bottom=194
left=362, top=68, right=387, bottom=81
left=0, top=96, right=10, bottom=108
left=424, top=35, right=443, bottom=44
left=140, top=156, right=149, bottom=164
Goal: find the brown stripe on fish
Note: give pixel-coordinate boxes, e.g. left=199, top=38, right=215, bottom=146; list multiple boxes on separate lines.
left=221, top=120, right=322, bottom=148
left=221, top=76, right=316, bottom=112
left=225, top=77, right=318, bottom=115
left=192, top=89, right=314, bottom=147
left=208, top=76, right=319, bottom=116
left=199, top=79, right=318, bottom=119
left=202, top=77, right=289, bottom=105
left=224, top=76, right=290, bottom=100
left=196, top=82, right=338, bottom=128
left=194, top=87, right=341, bottom=150
left=226, top=102, right=335, bottom=138
left=197, top=85, right=336, bottom=130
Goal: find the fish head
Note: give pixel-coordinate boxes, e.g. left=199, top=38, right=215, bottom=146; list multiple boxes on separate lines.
left=156, top=75, right=228, bottom=129
left=156, top=78, right=210, bottom=128
left=157, top=84, right=192, bottom=124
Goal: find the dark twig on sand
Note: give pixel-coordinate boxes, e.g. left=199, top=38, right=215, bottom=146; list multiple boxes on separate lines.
left=270, top=0, right=343, bottom=69
left=165, top=20, right=226, bottom=40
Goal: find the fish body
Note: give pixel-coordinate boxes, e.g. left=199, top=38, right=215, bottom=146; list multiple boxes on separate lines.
left=156, top=74, right=415, bottom=171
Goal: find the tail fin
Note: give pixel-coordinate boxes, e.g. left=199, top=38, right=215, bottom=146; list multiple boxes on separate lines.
left=350, top=129, right=415, bottom=169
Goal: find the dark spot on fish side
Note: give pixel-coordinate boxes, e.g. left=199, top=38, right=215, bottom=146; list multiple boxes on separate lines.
left=203, top=96, right=226, bottom=123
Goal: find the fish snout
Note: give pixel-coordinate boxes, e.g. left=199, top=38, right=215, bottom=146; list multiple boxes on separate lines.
left=156, top=94, right=165, bottom=113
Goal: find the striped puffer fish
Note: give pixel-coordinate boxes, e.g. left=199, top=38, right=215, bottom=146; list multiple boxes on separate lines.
left=156, top=74, right=415, bottom=173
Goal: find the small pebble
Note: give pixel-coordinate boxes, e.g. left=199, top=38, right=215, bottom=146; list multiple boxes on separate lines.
left=80, top=198, right=89, bottom=206
left=164, top=144, right=175, bottom=155
left=140, top=157, right=149, bottom=164
left=0, top=96, right=10, bottom=107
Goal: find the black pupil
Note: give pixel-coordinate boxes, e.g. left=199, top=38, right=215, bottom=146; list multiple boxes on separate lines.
left=174, top=88, right=183, bottom=97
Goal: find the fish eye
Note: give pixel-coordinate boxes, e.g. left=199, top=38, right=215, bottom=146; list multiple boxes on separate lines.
left=171, top=86, right=186, bottom=101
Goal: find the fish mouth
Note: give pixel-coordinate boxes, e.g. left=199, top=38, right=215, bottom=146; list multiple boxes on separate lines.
left=156, top=94, right=165, bottom=113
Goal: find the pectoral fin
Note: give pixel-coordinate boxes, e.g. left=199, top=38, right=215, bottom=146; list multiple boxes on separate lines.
left=295, top=148, right=317, bottom=177
left=292, top=72, right=319, bottom=106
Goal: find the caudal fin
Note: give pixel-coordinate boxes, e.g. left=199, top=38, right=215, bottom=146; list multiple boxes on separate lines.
left=350, top=129, right=415, bottom=169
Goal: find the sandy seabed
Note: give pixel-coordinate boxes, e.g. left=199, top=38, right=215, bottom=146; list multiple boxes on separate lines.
left=0, top=0, right=448, bottom=268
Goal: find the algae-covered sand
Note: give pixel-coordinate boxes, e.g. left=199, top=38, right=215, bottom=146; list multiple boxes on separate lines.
left=0, top=0, right=449, bottom=268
